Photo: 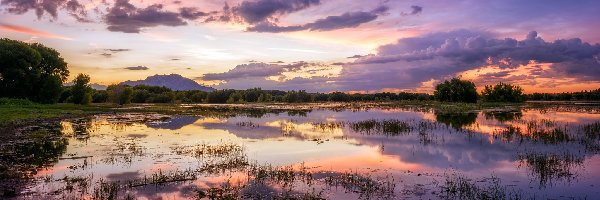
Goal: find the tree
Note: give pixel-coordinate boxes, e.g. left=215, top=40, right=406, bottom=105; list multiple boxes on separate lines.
left=434, top=77, right=478, bottom=103
left=480, top=83, right=524, bottom=102
left=107, top=84, right=133, bottom=105
left=71, top=74, right=92, bottom=105
left=0, top=38, right=68, bottom=103
left=92, top=90, right=109, bottom=103
left=120, top=87, right=133, bottom=105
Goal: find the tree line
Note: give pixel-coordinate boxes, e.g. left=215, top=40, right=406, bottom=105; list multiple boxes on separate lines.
left=59, top=83, right=434, bottom=105
left=1, top=38, right=599, bottom=105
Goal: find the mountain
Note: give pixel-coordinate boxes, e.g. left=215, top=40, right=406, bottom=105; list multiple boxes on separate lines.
left=64, top=83, right=108, bottom=90
left=120, top=74, right=215, bottom=91
left=89, top=83, right=108, bottom=90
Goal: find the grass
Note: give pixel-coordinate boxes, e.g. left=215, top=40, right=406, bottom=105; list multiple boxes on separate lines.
left=0, top=98, right=115, bottom=127
left=348, top=119, right=413, bottom=135
left=440, top=174, right=525, bottom=200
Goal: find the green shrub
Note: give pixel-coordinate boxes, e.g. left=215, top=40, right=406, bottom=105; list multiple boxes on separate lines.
left=481, top=83, right=524, bottom=102
left=434, top=78, right=478, bottom=103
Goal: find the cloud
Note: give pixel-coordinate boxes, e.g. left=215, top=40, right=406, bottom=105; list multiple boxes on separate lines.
left=1, top=0, right=89, bottom=21
left=104, top=0, right=187, bottom=33
left=246, top=6, right=388, bottom=32
left=105, top=48, right=130, bottom=52
left=233, top=0, right=320, bottom=24
left=0, top=23, right=72, bottom=40
left=347, top=54, right=367, bottom=59
left=97, top=48, right=130, bottom=58
left=402, top=5, right=422, bottom=16
left=201, top=62, right=305, bottom=81
left=179, top=7, right=209, bottom=20
left=336, top=29, right=600, bottom=91
left=199, top=62, right=341, bottom=91
left=124, top=65, right=149, bottom=70
left=205, top=30, right=600, bottom=92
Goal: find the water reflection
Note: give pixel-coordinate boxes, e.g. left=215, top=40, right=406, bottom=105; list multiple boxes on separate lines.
left=434, top=112, right=478, bottom=129
left=0, top=123, right=68, bottom=197
left=4, top=105, right=600, bottom=199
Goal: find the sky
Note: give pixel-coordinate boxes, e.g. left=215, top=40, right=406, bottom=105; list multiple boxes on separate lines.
left=1, top=0, right=600, bottom=93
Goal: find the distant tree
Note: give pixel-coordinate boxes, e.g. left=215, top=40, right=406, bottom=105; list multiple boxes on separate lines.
left=206, top=89, right=235, bottom=103
left=189, top=91, right=208, bottom=103
left=107, top=84, right=133, bottom=105
left=92, top=90, right=109, bottom=103
left=0, top=38, right=68, bottom=103
left=71, top=74, right=92, bottom=105
left=434, top=77, right=478, bottom=103
left=328, top=92, right=351, bottom=102
left=120, top=87, right=133, bottom=105
left=227, top=91, right=244, bottom=103
left=257, top=93, right=272, bottom=102
left=132, top=89, right=150, bottom=103
left=525, top=88, right=600, bottom=101
left=480, top=83, right=524, bottom=102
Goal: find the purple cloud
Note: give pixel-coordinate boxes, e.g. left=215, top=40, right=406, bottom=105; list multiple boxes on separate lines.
left=124, top=65, right=149, bottom=70
left=246, top=6, right=389, bottom=32
left=206, top=30, right=600, bottom=92
left=179, top=7, right=209, bottom=20
left=201, top=62, right=308, bottom=81
left=104, top=0, right=187, bottom=33
left=235, top=0, right=320, bottom=24
left=1, top=0, right=88, bottom=21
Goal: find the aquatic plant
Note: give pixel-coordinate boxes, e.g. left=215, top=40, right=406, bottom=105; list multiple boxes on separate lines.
left=440, top=175, right=525, bottom=200
left=518, top=152, right=583, bottom=187
left=348, top=119, right=412, bottom=135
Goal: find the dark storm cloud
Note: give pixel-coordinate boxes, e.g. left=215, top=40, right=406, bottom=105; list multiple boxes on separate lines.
left=246, top=6, right=388, bottom=32
left=124, top=65, right=149, bottom=70
left=104, top=0, right=187, bottom=33
left=1, top=0, right=89, bottom=21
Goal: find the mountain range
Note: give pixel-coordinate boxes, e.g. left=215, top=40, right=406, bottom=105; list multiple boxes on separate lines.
left=120, top=74, right=215, bottom=91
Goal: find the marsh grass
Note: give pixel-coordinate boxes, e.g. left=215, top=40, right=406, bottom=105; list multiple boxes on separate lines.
left=172, top=143, right=245, bottom=158
left=46, top=162, right=396, bottom=200
left=440, top=175, right=525, bottom=200
left=517, top=152, right=583, bottom=187
left=324, top=171, right=396, bottom=199
left=348, top=119, right=413, bottom=135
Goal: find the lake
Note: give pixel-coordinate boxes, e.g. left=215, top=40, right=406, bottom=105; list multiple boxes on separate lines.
left=3, top=103, right=600, bottom=199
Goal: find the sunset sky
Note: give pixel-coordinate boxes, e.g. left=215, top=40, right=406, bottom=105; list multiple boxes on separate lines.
left=1, top=0, right=600, bottom=93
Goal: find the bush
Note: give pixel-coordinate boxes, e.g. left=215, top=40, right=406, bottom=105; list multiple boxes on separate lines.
left=0, top=38, right=68, bottom=103
left=434, top=78, right=478, bottom=103
left=71, top=74, right=92, bottom=105
left=481, top=83, right=524, bottom=102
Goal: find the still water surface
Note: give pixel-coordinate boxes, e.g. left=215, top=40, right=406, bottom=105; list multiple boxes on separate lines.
left=10, top=105, right=600, bottom=199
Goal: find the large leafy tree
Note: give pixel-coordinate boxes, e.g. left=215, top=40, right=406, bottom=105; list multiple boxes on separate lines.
left=0, top=38, right=69, bottom=103
left=434, top=77, right=478, bottom=103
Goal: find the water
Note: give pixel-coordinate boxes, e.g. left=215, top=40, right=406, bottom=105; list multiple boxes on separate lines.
left=4, top=104, right=600, bottom=199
